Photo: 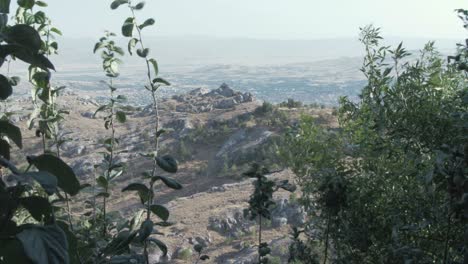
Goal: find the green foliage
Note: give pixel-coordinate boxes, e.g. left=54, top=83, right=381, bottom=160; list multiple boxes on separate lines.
left=0, top=1, right=183, bottom=263
left=243, top=164, right=296, bottom=264
left=176, top=248, right=192, bottom=260
left=284, top=26, right=468, bottom=263
left=279, top=98, right=303, bottom=109
left=254, top=101, right=275, bottom=116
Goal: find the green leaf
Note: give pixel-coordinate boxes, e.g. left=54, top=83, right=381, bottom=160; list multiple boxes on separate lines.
left=127, top=38, right=138, bottom=55
left=19, top=196, right=53, bottom=222
left=56, top=221, right=79, bottom=264
left=0, top=138, right=10, bottom=160
left=5, top=24, right=42, bottom=53
left=152, top=175, right=182, bottom=190
left=0, top=0, right=11, bottom=13
left=110, top=0, right=128, bottom=9
left=152, top=77, right=170, bottom=86
left=122, top=183, right=152, bottom=204
left=148, top=58, right=158, bottom=76
left=136, top=48, right=149, bottom=58
left=0, top=120, right=22, bottom=148
left=24, top=171, right=58, bottom=195
left=121, top=17, right=134, bottom=37
left=17, top=0, right=34, bottom=9
left=137, top=219, right=153, bottom=242
left=28, top=154, right=80, bottom=196
left=0, top=156, right=20, bottom=174
left=34, top=10, right=46, bottom=24
left=139, top=18, right=155, bottom=29
left=0, top=239, right=32, bottom=263
left=35, top=1, right=47, bottom=7
left=96, top=192, right=110, bottom=198
left=96, top=176, right=108, bottom=189
left=149, top=204, right=169, bottom=222
left=156, top=155, right=178, bottom=173
left=16, top=224, right=69, bottom=264
left=93, top=42, right=104, bottom=53
left=134, top=1, right=145, bottom=10
left=101, top=230, right=137, bottom=256
left=50, top=27, right=62, bottom=36
left=148, top=238, right=167, bottom=256
left=94, top=105, right=108, bottom=118
left=8, top=47, right=55, bottom=71
left=0, top=74, right=12, bottom=100
left=116, top=111, right=126, bottom=123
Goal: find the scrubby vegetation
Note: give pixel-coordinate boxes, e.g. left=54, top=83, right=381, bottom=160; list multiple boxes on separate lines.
left=284, top=24, right=468, bottom=263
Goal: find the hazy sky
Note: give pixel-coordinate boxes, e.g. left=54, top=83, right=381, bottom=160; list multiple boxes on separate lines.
left=12, top=0, right=468, bottom=40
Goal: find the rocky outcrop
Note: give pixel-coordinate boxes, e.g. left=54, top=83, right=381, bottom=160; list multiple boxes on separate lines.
left=208, top=208, right=255, bottom=238
left=171, top=84, right=255, bottom=113
left=209, top=127, right=274, bottom=174
left=271, top=198, right=307, bottom=227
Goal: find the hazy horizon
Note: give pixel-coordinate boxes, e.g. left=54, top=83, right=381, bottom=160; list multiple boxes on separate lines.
left=8, top=0, right=468, bottom=39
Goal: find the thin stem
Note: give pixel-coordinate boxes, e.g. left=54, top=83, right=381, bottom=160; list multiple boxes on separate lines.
left=443, top=199, right=452, bottom=263
left=258, top=216, right=262, bottom=264
left=128, top=4, right=161, bottom=263
left=323, top=213, right=331, bottom=264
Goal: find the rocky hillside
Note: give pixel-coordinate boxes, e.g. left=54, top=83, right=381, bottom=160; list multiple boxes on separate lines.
left=6, top=83, right=337, bottom=263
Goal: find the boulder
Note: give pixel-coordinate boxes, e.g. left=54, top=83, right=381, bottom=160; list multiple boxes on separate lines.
left=208, top=208, right=255, bottom=238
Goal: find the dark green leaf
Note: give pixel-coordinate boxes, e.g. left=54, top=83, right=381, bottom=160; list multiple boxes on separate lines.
left=148, top=58, right=158, bottom=76
left=16, top=224, right=69, bottom=264
left=5, top=24, right=41, bottom=52
left=110, top=0, right=128, bottom=9
left=0, top=0, right=11, bottom=13
left=19, top=196, right=53, bottom=222
left=116, top=111, right=126, bottom=123
left=101, top=230, right=137, bottom=256
left=0, top=74, right=12, bottom=100
left=56, top=221, right=79, bottom=264
left=0, top=155, right=20, bottom=174
left=152, top=77, right=170, bottom=86
left=121, top=17, right=134, bottom=37
left=137, top=219, right=153, bottom=242
left=35, top=1, right=47, bottom=7
left=134, top=1, right=145, bottom=10
left=136, top=48, right=149, bottom=58
left=17, top=0, right=34, bottom=9
left=152, top=175, right=182, bottom=190
left=0, top=239, right=31, bottom=263
left=156, top=155, right=178, bottom=173
left=96, top=192, right=110, bottom=198
left=127, top=38, right=138, bottom=55
left=0, top=138, right=10, bottom=160
left=24, top=171, right=58, bottom=195
left=149, top=204, right=169, bottom=222
left=148, top=238, right=167, bottom=256
left=34, top=11, right=46, bottom=24
left=0, top=120, right=22, bottom=148
left=139, top=18, right=155, bottom=29
left=28, top=154, right=80, bottom=196
left=122, top=183, right=151, bottom=204
left=96, top=176, right=108, bottom=189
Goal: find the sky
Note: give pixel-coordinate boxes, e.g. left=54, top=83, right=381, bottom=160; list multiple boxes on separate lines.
left=11, top=0, right=468, bottom=40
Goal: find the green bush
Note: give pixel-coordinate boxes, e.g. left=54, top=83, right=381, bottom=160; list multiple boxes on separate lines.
left=176, top=248, right=193, bottom=260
